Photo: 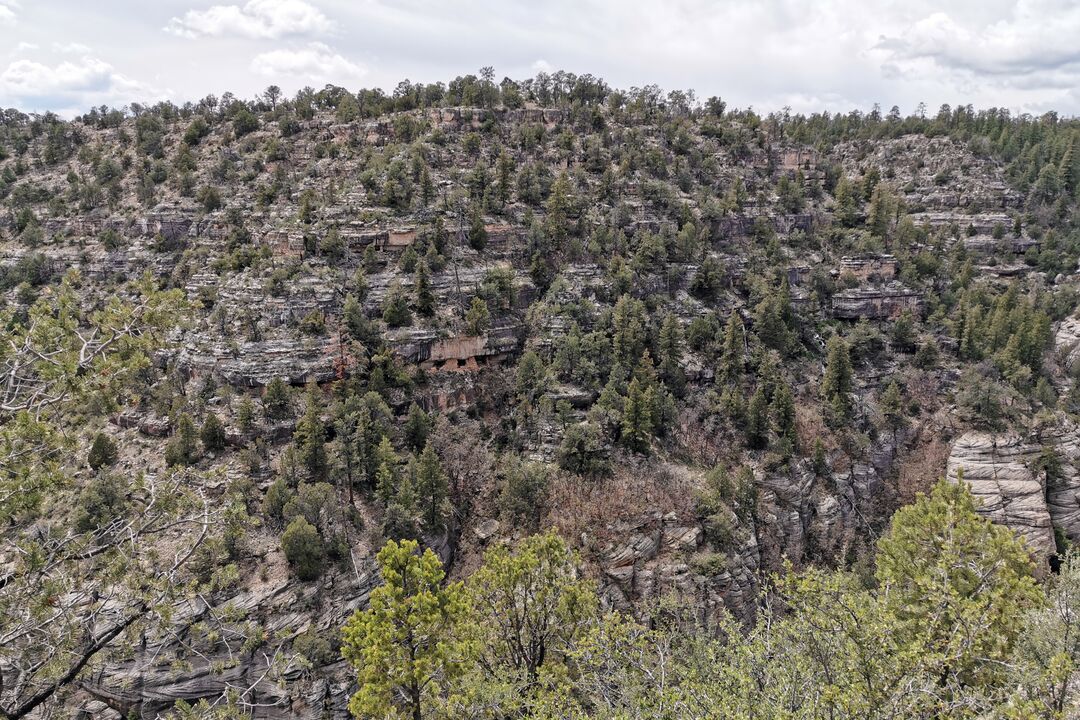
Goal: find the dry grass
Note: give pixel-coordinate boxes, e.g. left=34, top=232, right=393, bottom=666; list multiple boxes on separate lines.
left=544, top=456, right=700, bottom=552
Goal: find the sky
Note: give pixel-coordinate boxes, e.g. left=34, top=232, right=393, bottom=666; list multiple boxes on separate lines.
left=1, top=0, right=1079, bottom=118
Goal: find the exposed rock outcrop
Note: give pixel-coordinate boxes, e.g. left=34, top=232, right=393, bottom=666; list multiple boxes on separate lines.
left=946, top=432, right=1056, bottom=572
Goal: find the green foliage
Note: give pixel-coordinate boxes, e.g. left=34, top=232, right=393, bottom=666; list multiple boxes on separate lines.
left=281, top=516, right=326, bottom=581
left=467, top=533, right=597, bottom=688
left=821, top=334, right=854, bottom=425
left=557, top=422, right=609, bottom=477
left=382, top=282, right=413, bottom=327
left=73, top=473, right=128, bottom=532
left=412, top=445, right=448, bottom=534
left=497, top=457, right=549, bottom=528
left=262, top=377, right=293, bottom=421
left=165, top=413, right=200, bottom=467
left=876, top=478, right=1043, bottom=699
left=293, top=387, right=328, bottom=479
left=464, top=296, right=491, bottom=336
left=342, top=539, right=472, bottom=720
left=200, top=413, right=227, bottom=453
left=620, top=377, right=653, bottom=453
left=87, top=431, right=118, bottom=470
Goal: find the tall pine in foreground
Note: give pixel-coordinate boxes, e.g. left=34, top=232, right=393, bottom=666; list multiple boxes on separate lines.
left=342, top=540, right=472, bottom=720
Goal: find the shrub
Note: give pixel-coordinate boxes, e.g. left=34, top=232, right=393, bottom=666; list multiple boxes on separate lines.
left=87, top=432, right=119, bottom=470
left=282, top=516, right=326, bottom=581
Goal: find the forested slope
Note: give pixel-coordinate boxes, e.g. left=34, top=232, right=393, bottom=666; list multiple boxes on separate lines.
left=2, top=70, right=1080, bottom=717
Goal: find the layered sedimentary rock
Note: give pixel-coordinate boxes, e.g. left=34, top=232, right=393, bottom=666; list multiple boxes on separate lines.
left=947, top=432, right=1056, bottom=571
left=831, top=283, right=921, bottom=320
left=1056, top=315, right=1080, bottom=372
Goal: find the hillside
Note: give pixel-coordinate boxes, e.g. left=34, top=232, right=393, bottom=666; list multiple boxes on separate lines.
left=3, top=73, right=1080, bottom=718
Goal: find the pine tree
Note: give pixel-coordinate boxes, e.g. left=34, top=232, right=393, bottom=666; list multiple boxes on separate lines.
left=867, top=183, right=893, bottom=238
left=403, top=403, right=432, bottom=452
left=1059, top=135, right=1079, bottom=196
left=382, top=282, right=413, bottom=327
left=419, top=164, right=434, bottom=207
left=414, top=261, right=435, bottom=317
left=881, top=380, right=905, bottom=441
left=621, top=378, right=653, bottom=453
left=834, top=176, right=859, bottom=227
left=876, top=479, right=1043, bottom=695
left=658, top=314, right=686, bottom=397
left=465, top=296, right=491, bottom=336
left=293, top=388, right=327, bottom=479
left=165, top=413, right=199, bottom=467
left=468, top=203, right=487, bottom=251
left=282, top=516, right=326, bottom=581
left=374, top=436, right=401, bottom=506
left=495, top=150, right=514, bottom=207
left=746, top=386, right=770, bottom=450
left=263, top=377, right=292, bottom=421
left=821, top=335, right=854, bottom=423
left=719, top=310, right=745, bottom=386
left=771, top=381, right=797, bottom=450
left=413, top=445, right=448, bottom=534
left=341, top=540, right=472, bottom=720
left=200, top=413, right=227, bottom=453
left=87, top=432, right=119, bottom=471
left=236, top=397, right=256, bottom=437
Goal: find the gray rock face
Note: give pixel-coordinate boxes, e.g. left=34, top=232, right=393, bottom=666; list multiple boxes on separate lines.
left=176, top=336, right=342, bottom=386
left=1056, top=315, right=1080, bottom=372
left=1039, top=422, right=1080, bottom=543
left=831, top=283, right=922, bottom=320
left=80, top=568, right=378, bottom=719
left=946, top=431, right=1056, bottom=571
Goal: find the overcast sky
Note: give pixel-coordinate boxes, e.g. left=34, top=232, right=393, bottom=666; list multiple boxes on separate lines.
left=1, top=0, right=1078, bottom=118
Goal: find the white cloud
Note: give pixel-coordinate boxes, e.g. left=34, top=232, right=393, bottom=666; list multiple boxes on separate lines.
left=166, top=0, right=333, bottom=39
left=250, top=42, right=365, bottom=84
left=52, top=42, right=92, bottom=54
left=0, top=5, right=16, bottom=25
left=878, top=0, right=1080, bottom=83
left=0, top=54, right=166, bottom=116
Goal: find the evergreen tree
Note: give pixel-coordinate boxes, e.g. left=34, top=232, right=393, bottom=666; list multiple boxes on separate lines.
left=620, top=378, right=653, bottom=453
left=294, top=388, right=328, bottom=479
left=880, top=380, right=906, bottom=441
left=821, top=335, right=854, bottom=423
left=746, top=386, right=770, bottom=450
left=414, top=261, right=435, bottom=317
left=263, top=377, right=292, bottom=421
left=413, top=445, right=448, bottom=534
left=876, top=479, right=1043, bottom=698
left=771, top=381, right=797, bottom=451
left=200, top=413, right=227, bottom=453
left=866, top=183, right=894, bottom=238
left=891, top=310, right=917, bottom=352
left=658, top=314, right=686, bottom=397
left=87, top=432, right=119, bottom=471
left=342, top=540, right=472, bottom=720
left=719, top=310, right=745, bottom=386
left=834, top=176, right=859, bottom=227
left=165, top=413, right=199, bottom=467
left=382, top=282, right=413, bottom=327
left=375, top=436, right=401, bottom=505
left=403, top=403, right=432, bottom=452
left=466, top=532, right=597, bottom=686
left=464, top=296, right=491, bottom=336
left=468, top=204, right=487, bottom=251
left=282, top=516, right=326, bottom=581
